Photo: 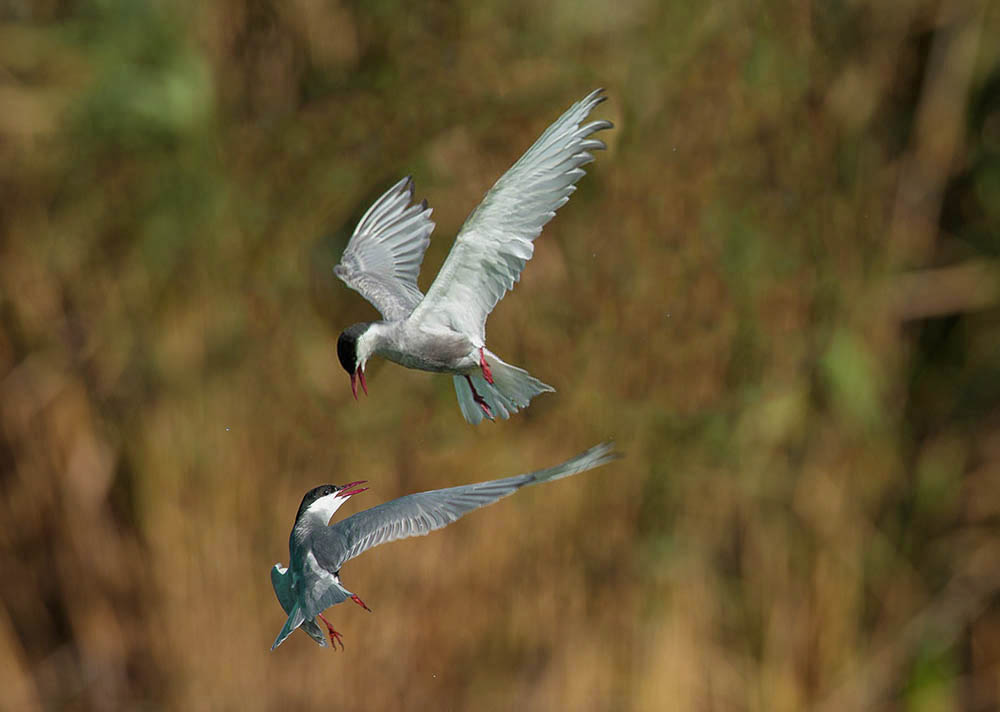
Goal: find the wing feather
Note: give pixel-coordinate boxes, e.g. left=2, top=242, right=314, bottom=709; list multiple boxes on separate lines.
left=325, top=442, right=620, bottom=571
left=334, top=177, right=435, bottom=321
left=409, top=90, right=612, bottom=340
left=299, top=549, right=352, bottom=618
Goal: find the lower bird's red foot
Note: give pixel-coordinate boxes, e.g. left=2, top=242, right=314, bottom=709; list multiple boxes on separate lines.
left=318, top=613, right=345, bottom=651
left=465, top=375, right=494, bottom=420
left=479, top=348, right=494, bottom=385
left=351, top=593, right=372, bottom=613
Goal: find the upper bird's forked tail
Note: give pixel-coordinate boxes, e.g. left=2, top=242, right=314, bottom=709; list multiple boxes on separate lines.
left=453, top=351, right=554, bottom=424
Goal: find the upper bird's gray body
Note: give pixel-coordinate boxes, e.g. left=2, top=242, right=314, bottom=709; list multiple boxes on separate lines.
left=270, top=442, right=619, bottom=650
left=362, top=321, right=475, bottom=374
left=333, top=90, right=613, bottom=424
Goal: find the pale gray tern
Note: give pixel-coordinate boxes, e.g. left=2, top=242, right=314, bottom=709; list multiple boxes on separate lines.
left=334, top=89, right=613, bottom=424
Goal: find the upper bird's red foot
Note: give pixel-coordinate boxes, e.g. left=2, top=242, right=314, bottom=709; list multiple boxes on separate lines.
left=479, top=348, right=494, bottom=385
left=318, top=613, right=345, bottom=651
left=465, top=375, right=494, bottom=420
left=351, top=593, right=372, bottom=613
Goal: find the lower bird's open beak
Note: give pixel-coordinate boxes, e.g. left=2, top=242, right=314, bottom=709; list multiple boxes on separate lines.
left=337, top=480, right=369, bottom=498
left=350, top=366, right=368, bottom=400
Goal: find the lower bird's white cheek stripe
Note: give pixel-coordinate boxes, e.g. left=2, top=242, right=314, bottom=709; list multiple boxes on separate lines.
left=305, top=493, right=348, bottom=523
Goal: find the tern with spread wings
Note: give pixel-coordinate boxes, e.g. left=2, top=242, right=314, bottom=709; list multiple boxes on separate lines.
left=333, top=90, right=613, bottom=424
left=270, top=442, right=619, bottom=650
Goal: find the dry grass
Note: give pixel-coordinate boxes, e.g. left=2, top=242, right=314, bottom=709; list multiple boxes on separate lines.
left=2, top=0, right=999, bottom=709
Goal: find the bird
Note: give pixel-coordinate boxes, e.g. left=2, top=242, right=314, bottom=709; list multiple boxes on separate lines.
left=270, top=441, right=620, bottom=651
left=333, top=89, right=613, bottom=424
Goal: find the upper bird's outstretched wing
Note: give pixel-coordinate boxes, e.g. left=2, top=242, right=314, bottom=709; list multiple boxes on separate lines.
left=334, top=177, right=435, bottom=321
left=318, top=442, right=620, bottom=573
left=408, top=90, right=612, bottom=341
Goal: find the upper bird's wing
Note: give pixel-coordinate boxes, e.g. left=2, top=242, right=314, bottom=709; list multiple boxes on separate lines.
left=270, top=564, right=328, bottom=647
left=334, top=176, right=435, bottom=321
left=320, top=442, right=620, bottom=572
left=408, top=90, right=612, bottom=341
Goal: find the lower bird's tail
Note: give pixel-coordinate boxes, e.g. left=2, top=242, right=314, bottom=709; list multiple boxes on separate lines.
left=453, top=351, right=554, bottom=425
left=272, top=564, right=328, bottom=647
left=271, top=603, right=306, bottom=651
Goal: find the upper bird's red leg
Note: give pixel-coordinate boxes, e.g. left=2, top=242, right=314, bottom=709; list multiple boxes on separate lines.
left=464, top=375, right=494, bottom=420
left=479, top=348, right=494, bottom=385
left=351, top=593, right=372, bottom=612
left=318, top=613, right=345, bottom=651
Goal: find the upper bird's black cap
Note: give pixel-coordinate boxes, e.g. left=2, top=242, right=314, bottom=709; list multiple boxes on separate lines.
left=336, top=323, right=368, bottom=374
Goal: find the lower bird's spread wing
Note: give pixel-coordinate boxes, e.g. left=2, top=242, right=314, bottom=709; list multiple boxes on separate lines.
left=322, top=442, right=620, bottom=572
left=334, top=177, right=435, bottom=321
left=408, top=90, right=612, bottom=341
left=270, top=564, right=328, bottom=648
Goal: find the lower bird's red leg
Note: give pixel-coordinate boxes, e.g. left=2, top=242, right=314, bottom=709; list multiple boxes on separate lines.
left=318, top=613, right=345, bottom=651
left=351, top=593, right=372, bottom=612
left=464, top=375, right=494, bottom=420
left=479, top=347, right=494, bottom=385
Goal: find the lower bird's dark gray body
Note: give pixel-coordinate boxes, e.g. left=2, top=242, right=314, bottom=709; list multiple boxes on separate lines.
left=270, top=442, right=619, bottom=650
left=270, top=564, right=328, bottom=647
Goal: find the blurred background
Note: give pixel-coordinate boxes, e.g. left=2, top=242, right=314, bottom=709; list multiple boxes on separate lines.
left=1, top=0, right=999, bottom=709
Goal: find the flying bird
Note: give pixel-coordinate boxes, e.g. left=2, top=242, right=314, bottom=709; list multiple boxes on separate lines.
left=270, top=441, right=620, bottom=650
left=333, top=89, right=613, bottom=424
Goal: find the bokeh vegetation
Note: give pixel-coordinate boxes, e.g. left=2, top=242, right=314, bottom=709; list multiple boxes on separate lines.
left=2, top=0, right=999, bottom=709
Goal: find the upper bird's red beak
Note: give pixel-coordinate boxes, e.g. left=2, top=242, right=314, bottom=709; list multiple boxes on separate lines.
left=337, top=480, right=369, bottom=498
left=350, top=366, right=368, bottom=400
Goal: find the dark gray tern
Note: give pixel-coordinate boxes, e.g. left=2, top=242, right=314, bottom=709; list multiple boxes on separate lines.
left=270, top=441, right=619, bottom=650
left=334, top=89, right=613, bottom=424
